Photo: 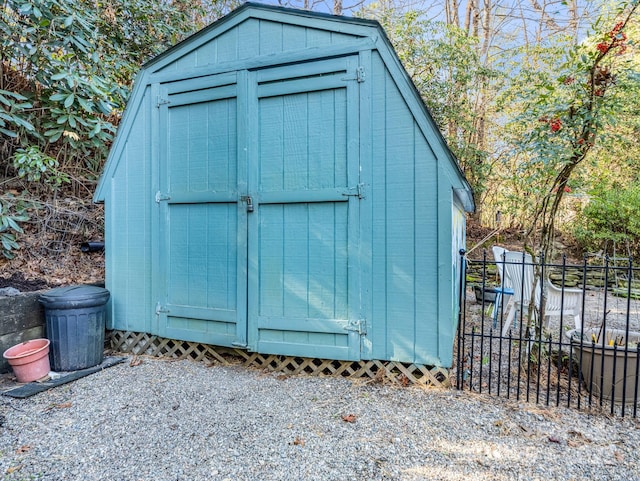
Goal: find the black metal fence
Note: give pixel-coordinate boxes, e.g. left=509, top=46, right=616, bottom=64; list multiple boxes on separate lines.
left=455, top=249, right=640, bottom=417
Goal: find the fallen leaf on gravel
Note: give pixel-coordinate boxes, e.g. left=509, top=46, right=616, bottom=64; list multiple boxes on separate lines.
left=43, top=402, right=72, bottom=412
left=567, top=430, right=592, bottom=446
left=16, top=445, right=31, bottom=453
left=6, top=465, right=22, bottom=474
left=518, top=424, right=531, bottom=435
left=341, top=414, right=357, bottom=423
left=292, top=437, right=305, bottom=446
left=615, top=451, right=624, bottom=462
left=129, top=355, right=143, bottom=367
left=494, top=419, right=512, bottom=435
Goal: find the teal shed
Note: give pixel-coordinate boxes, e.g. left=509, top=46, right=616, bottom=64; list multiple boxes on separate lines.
left=94, top=2, right=474, bottom=367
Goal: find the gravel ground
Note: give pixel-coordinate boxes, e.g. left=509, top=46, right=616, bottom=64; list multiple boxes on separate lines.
left=1, top=356, right=640, bottom=481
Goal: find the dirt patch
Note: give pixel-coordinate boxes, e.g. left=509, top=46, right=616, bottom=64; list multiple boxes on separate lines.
left=0, top=272, right=52, bottom=292
left=0, top=186, right=105, bottom=290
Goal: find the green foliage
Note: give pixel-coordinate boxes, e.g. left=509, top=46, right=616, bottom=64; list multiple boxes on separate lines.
left=0, top=89, right=36, bottom=138
left=13, top=146, right=69, bottom=186
left=495, top=2, right=639, bottom=253
left=0, top=194, right=30, bottom=259
left=572, top=183, right=640, bottom=257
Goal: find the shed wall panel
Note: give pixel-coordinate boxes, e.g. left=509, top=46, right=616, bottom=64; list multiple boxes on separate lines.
left=216, top=26, right=239, bottom=63
left=369, top=54, right=388, bottom=359
left=107, top=93, right=153, bottom=332
left=413, top=125, right=440, bottom=362
left=368, top=54, right=440, bottom=365
left=436, top=166, right=455, bottom=365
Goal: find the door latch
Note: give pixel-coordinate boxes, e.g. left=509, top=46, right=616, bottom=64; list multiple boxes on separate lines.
left=155, top=302, right=169, bottom=316
left=155, top=191, right=171, bottom=203
left=241, top=195, right=254, bottom=213
left=342, top=184, right=365, bottom=199
left=345, top=319, right=367, bottom=335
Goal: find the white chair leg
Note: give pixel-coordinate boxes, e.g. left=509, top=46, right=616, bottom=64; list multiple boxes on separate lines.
left=502, top=304, right=517, bottom=337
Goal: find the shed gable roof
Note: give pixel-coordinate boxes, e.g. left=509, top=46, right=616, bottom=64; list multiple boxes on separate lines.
left=95, top=2, right=474, bottom=211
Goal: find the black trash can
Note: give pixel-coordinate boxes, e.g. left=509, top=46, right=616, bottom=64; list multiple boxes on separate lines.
left=39, top=285, right=110, bottom=371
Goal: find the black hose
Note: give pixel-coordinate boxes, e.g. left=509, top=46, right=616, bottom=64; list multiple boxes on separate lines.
left=80, top=241, right=104, bottom=253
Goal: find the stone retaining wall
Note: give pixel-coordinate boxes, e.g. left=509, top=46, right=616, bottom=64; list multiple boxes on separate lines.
left=466, top=259, right=638, bottom=290
left=0, top=292, right=45, bottom=373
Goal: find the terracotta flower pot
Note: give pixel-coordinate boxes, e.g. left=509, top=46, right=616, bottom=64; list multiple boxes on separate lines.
left=2, top=338, right=51, bottom=383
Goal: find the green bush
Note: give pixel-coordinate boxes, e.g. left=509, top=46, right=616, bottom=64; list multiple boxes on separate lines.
left=0, top=0, right=238, bottom=256
left=572, top=183, right=640, bottom=257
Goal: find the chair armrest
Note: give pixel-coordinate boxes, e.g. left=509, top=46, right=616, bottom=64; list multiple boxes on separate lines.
left=546, top=279, right=583, bottom=295
left=545, top=279, right=583, bottom=311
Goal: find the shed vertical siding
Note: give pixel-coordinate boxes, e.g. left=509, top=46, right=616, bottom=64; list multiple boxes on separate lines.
left=435, top=164, right=459, bottom=366
left=368, top=53, right=440, bottom=365
left=237, top=20, right=260, bottom=59
left=154, top=18, right=361, bottom=75
left=413, top=127, right=441, bottom=362
left=106, top=88, right=153, bottom=332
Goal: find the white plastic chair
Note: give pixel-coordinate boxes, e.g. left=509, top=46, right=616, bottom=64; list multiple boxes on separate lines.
left=501, top=251, right=537, bottom=336
left=544, top=277, right=584, bottom=331
left=500, top=251, right=584, bottom=336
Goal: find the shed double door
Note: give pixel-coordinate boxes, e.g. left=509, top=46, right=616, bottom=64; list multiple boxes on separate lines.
left=156, top=57, right=362, bottom=360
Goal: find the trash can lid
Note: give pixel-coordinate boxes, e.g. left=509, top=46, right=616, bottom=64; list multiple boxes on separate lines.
left=39, top=285, right=109, bottom=304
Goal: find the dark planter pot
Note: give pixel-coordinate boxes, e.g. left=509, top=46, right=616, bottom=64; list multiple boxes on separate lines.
left=473, top=285, right=497, bottom=304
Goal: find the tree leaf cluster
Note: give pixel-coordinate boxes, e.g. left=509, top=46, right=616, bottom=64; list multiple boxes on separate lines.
left=0, top=194, right=30, bottom=259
